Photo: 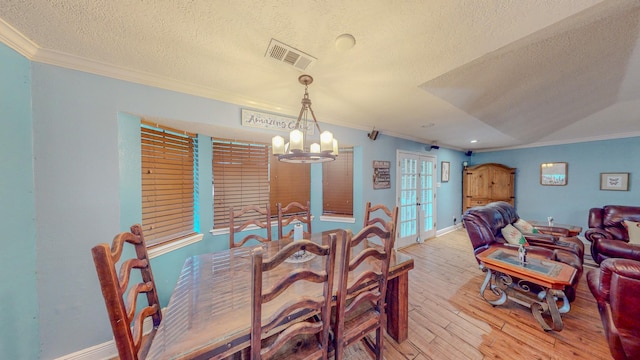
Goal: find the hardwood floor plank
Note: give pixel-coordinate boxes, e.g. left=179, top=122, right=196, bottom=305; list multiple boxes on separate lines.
left=406, top=311, right=437, bottom=345
left=382, top=334, right=420, bottom=360
left=410, top=308, right=484, bottom=360
left=478, top=330, right=551, bottom=360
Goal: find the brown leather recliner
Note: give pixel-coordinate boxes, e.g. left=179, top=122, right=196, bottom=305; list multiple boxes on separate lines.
left=587, top=258, right=640, bottom=360
left=463, top=201, right=584, bottom=302
left=585, top=205, right=640, bottom=264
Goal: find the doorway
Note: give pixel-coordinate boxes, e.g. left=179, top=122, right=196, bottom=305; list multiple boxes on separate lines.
left=395, top=150, right=436, bottom=248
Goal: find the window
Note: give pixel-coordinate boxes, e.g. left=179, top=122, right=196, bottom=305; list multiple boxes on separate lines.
left=212, top=139, right=270, bottom=229
left=141, top=121, right=198, bottom=247
left=323, top=149, right=353, bottom=216
left=269, top=157, right=310, bottom=216
left=212, top=138, right=311, bottom=229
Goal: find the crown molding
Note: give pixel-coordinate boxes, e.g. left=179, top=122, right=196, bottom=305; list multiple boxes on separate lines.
left=0, top=18, right=39, bottom=57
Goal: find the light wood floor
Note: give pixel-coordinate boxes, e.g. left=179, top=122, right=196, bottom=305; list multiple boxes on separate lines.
left=345, top=228, right=612, bottom=360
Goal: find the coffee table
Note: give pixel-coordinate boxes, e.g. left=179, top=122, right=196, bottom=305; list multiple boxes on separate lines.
left=476, top=245, right=577, bottom=331
left=528, top=220, right=582, bottom=236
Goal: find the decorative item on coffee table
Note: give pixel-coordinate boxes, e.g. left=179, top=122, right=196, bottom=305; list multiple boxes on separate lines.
left=518, top=237, right=528, bottom=264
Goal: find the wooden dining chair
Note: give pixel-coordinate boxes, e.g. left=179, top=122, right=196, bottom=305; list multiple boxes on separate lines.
left=363, top=201, right=399, bottom=244
left=333, top=223, right=396, bottom=360
left=276, top=201, right=312, bottom=239
left=250, top=235, right=340, bottom=360
left=229, top=204, right=272, bottom=248
left=91, top=224, right=161, bottom=360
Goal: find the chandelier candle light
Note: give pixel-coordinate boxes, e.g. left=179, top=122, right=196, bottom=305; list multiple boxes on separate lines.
left=272, top=75, right=338, bottom=163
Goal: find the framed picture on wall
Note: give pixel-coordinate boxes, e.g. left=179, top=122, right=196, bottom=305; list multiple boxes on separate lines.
left=441, top=161, right=450, bottom=183
left=600, top=172, right=629, bottom=191
left=540, top=162, right=567, bottom=186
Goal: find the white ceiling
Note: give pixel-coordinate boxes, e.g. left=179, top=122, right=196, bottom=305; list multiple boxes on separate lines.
left=1, top=0, right=639, bottom=151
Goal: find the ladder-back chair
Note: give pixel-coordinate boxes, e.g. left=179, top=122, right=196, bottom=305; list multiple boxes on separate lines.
left=277, top=201, right=312, bottom=239
left=250, top=235, right=340, bottom=359
left=229, top=204, right=272, bottom=248
left=91, top=224, right=162, bottom=360
left=333, top=223, right=396, bottom=360
left=363, top=201, right=398, bottom=245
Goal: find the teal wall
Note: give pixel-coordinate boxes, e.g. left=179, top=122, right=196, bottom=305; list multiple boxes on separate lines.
left=472, top=137, right=640, bottom=231
left=0, top=45, right=39, bottom=358
left=3, top=38, right=638, bottom=358
left=20, top=54, right=435, bottom=357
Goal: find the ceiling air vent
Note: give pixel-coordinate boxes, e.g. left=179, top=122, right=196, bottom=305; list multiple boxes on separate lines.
left=265, top=39, right=316, bottom=71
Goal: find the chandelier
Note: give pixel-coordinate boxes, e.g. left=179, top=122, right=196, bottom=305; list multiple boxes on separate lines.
left=272, top=75, right=338, bottom=163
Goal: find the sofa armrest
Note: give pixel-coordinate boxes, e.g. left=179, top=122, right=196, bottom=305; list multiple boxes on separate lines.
left=594, top=238, right=640, bottom=262
left=589, top=258, right=640, bottom=303
left=532, top=225, right=570, bottom=237
left=587, top=268, right=606, bottom=302
left=604, top=258, right=640, bottom=279
left=585, top=228, right=613, bottom=243
left=523, top=233, right=558, bottom=244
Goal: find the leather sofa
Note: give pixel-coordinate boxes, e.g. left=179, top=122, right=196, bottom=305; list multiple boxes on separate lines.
left=587, top=258, right=640, bottom=360
left=463, top=201, right=584, bottom=302
left=585, top=205, right=640, bottom=264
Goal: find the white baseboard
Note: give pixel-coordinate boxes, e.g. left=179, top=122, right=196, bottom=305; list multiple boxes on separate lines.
left=56, top=308, right=166, bottom=360
left=53, top=341, right=116, bottom=360
left=436, top=223, right=464, bottom=237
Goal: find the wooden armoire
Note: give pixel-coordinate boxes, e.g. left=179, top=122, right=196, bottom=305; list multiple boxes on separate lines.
left=462, top=163, right=516, bottom=212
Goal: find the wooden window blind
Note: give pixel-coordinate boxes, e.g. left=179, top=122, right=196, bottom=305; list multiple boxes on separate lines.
left=269, top=158, right=311, bottom=216
left=141, top=122, right=198, bottom=247
left=323, top=149, right=353, bottom=216
left=212, top=139, right=270, bottom=229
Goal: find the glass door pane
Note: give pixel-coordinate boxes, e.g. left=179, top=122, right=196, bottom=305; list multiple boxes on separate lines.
left=420, top=158, right=436, bottom=240
left=398, top=157, right=417, bottom=245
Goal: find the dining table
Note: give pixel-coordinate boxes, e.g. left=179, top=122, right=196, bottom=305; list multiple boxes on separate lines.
left=146, top=229, right=415, bottom=360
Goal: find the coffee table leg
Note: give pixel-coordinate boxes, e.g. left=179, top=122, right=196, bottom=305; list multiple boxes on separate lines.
left=479, top=268, right=508, bottom=306
left=531, top=289, right=565, bottom=331
left=546, top=290, right=564, bottom=331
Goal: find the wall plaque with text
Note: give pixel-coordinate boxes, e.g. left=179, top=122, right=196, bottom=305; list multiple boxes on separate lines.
left=373, top=161, right=391, bottom=190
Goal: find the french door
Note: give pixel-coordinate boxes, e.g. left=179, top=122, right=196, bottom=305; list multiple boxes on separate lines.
left=395, top=151, right=436, bottom=248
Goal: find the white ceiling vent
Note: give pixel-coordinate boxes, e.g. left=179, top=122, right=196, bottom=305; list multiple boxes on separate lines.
left=265, top=39, right=316, bottom=71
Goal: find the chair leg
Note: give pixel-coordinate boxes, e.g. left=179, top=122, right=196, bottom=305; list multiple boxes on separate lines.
left=335, top=339, right=345, bottom=360
left=376, top=327, right=384, bottom=360
left=361, top=331, right=383, bottom=360
left=227, top=347, right=251, bottom=360
left=240, top=347, right=250, bottom=360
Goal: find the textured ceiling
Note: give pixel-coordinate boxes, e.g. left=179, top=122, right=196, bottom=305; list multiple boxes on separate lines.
left=1, top=0, right=639, bottom=150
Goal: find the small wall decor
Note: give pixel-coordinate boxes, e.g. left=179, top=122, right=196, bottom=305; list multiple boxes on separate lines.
left=540, top=162, right=567, bottom=186
left=600, top=172, right=629, bottom=191
left=441, top=161, right=450, bottom=182
left=241, top=109, right=314, bottom=135
left=372, top=160, right=391, bottom=190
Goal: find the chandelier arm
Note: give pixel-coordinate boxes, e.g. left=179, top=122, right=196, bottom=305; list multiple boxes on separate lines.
left=295, top=105, right=306, bottom=129
left=307, top=105, right=323, bottom=133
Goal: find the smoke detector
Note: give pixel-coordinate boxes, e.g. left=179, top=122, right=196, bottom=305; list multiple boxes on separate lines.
left=265, top=39, right=316, bottom=71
